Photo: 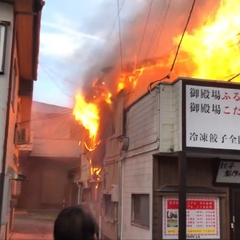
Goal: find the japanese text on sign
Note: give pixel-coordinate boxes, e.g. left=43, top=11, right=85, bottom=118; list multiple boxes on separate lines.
left=186, top=85, right=240, bottom=150
left=216, top=161, right=240, bottom=183
left=162, top=197, right=220, bottom=239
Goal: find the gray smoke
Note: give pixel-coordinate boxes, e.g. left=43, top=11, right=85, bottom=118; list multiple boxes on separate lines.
left=69, top=0, right=220, bottom=99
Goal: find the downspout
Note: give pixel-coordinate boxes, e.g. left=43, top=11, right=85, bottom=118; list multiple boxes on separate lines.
left=0, top=8, right=41, bottom=233
left=118, top=107, right=127, bottom=240
left=117, top=155, right=122, bottom=240
left=120, top=153, right=125, bottom=240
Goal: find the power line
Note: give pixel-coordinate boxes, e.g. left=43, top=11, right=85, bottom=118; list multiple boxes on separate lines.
left=117, top=0, right=123, bottom=70
left=147, top=0, right=197, bottom=92
left=18, top=109, right=72, bottom=124
left=40, top=64, right=74, bottom=99
left=94, top=0, right=126, bottom=70
left=136, top=0, right=154, bottom=64
left=153, top=0, right=172, bottom=56
left=145, top=0, right=167, bottom=59
left=39, top=62, right=79, bottom=85
left=228, top=73, right=240, bottom=82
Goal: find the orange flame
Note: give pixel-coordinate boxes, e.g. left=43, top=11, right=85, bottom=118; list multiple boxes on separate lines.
left=173, top=0, right=240, bottom=81
left=73, top=93, right=99, bottom=142
left=73, top=1, right=240, bottom=186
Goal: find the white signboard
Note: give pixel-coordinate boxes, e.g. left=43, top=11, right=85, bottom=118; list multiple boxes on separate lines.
left=162, top=197, right=220, bottom=239
left=186, top=84, right=240, bottom=150
left=216, top=161, right=240, bottom=183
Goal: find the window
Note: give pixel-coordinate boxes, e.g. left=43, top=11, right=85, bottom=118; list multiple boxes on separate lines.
left=104, top=194, right=114, bottom=219
left=131, top=194, right=150, bottom=228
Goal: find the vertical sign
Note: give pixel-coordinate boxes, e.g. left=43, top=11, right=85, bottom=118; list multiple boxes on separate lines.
left=186, top=84, right=240, bottom=150
left=162, top=197, right=220, bottom=239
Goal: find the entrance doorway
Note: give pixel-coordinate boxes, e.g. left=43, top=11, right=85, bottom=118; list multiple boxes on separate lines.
left=231, top=189, right=240, bottom=239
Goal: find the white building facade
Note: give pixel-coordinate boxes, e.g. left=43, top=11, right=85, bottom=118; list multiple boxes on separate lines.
left=121, top=91, right=159, bottom=240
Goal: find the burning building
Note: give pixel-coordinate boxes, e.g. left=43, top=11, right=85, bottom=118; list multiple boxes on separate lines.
left=71, top=0, right=240, bottom=239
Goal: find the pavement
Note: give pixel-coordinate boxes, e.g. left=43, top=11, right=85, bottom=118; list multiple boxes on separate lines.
left=10, top=209, right=59, bottom=240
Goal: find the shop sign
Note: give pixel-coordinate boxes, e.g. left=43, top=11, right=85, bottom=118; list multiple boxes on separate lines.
left=186, top=84, right=240, bottom=150
left=162, top=197, right=220, bottom=239
left=216, top=161, right=240, bottom=183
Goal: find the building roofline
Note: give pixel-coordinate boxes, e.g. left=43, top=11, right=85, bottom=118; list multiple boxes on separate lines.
left=125, top=76, right=240, bottom=111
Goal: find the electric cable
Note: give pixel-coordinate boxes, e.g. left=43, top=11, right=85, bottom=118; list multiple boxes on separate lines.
left=228, top=73, right=240, bottom=82
left=117, top=0, right=123, bottom=71
left=145, top=0, right=167, bottom=59
left=153, top=0, right=172, bottom=57
left=136, top=0, right=154, bottom=65
left=147, top=0, right=197, bottom=93
left=94, top=0, right=126, bottom=70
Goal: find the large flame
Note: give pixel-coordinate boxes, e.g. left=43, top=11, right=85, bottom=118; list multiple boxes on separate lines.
left=73, top=93, right=99, bottom=142
left=73, top=0, right=240, bottom=185
left=173, top=0, right=240, bottom=81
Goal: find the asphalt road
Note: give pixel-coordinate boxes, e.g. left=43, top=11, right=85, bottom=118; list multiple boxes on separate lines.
left=10, top=210, right=57, bottom=240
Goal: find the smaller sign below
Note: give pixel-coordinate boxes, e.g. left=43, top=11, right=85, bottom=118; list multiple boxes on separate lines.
left=215, top=161, right=240, bottom=184
left=162, top=197, right=220, bottom=239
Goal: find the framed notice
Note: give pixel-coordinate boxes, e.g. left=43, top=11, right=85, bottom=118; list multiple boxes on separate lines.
left=185, top=84, right=240, bottom=150
left=162, top=197, right=220, bottom=239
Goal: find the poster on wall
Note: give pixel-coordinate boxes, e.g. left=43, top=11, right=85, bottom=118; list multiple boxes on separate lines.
left=162, top=197, right=220, bottom=239
left=185, top=84, right=240, bottom=150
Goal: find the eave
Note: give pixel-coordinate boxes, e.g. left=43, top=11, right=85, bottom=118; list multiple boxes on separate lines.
left=15, top=0, right=45, bottom=81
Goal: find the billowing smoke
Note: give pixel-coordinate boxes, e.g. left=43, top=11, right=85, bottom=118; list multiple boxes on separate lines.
left=71, top=0, right=220, bottom=166
left=73, top=0, right=220, bottom=99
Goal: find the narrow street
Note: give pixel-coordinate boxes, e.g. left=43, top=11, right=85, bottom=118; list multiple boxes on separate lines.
left=10, top=210, right=57, bottom=240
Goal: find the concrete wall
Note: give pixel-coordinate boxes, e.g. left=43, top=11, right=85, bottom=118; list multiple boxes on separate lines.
left=17, top=157, right=72, bottom=209
left=28, top=102, right=81, bottom=158
left=121, top=91, right=159, bottom=240
left=159, top=81, right=182, bottom=152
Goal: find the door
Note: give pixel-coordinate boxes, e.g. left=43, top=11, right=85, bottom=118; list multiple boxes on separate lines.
left=232, top=189, right=240, bottom=239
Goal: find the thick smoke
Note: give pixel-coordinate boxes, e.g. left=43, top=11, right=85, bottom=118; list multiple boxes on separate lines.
left=71, top=0, right=220, bottom=166
left=74, top=0, right=220, bottom=100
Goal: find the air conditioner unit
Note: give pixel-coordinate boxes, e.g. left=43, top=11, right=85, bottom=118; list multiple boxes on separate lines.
left=16, top=128, right=29, bottom=145
left=111, top=184, right=119, bottom=202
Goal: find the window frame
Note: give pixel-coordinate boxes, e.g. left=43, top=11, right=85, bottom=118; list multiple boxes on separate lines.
left=131, top=193, right=150, bottom=229
left=103, top=194, right=115, bottom=220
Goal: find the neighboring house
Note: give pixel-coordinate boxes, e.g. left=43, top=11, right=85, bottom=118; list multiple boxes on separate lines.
left=120, top=89, right=158, bottom=240
left=17, top=101, right=81, bottom=209
left=100, top=92, right=125, bottom=240
left=0, top=0, right=44, bottom=239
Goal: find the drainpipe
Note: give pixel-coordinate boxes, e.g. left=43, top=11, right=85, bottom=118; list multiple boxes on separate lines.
left=77, top=183, right=82, bottom=204
left=0, top=7, right=42, bottom=234
left=120, top=154, right=125, bottom=240
left=117, top=151, right=126, bottom=240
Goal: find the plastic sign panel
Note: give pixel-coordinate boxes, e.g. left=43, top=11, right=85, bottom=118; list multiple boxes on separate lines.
left=186, top=84, right=240, bottom=150
left=0, top=23, right=7, bottom=74
left=162, top=197, right=220, bottom=239
left=216, top=161, right=240, bottom=184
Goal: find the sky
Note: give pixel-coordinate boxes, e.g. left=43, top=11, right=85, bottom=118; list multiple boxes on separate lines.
left=33, top=0, right=147, bottom=108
